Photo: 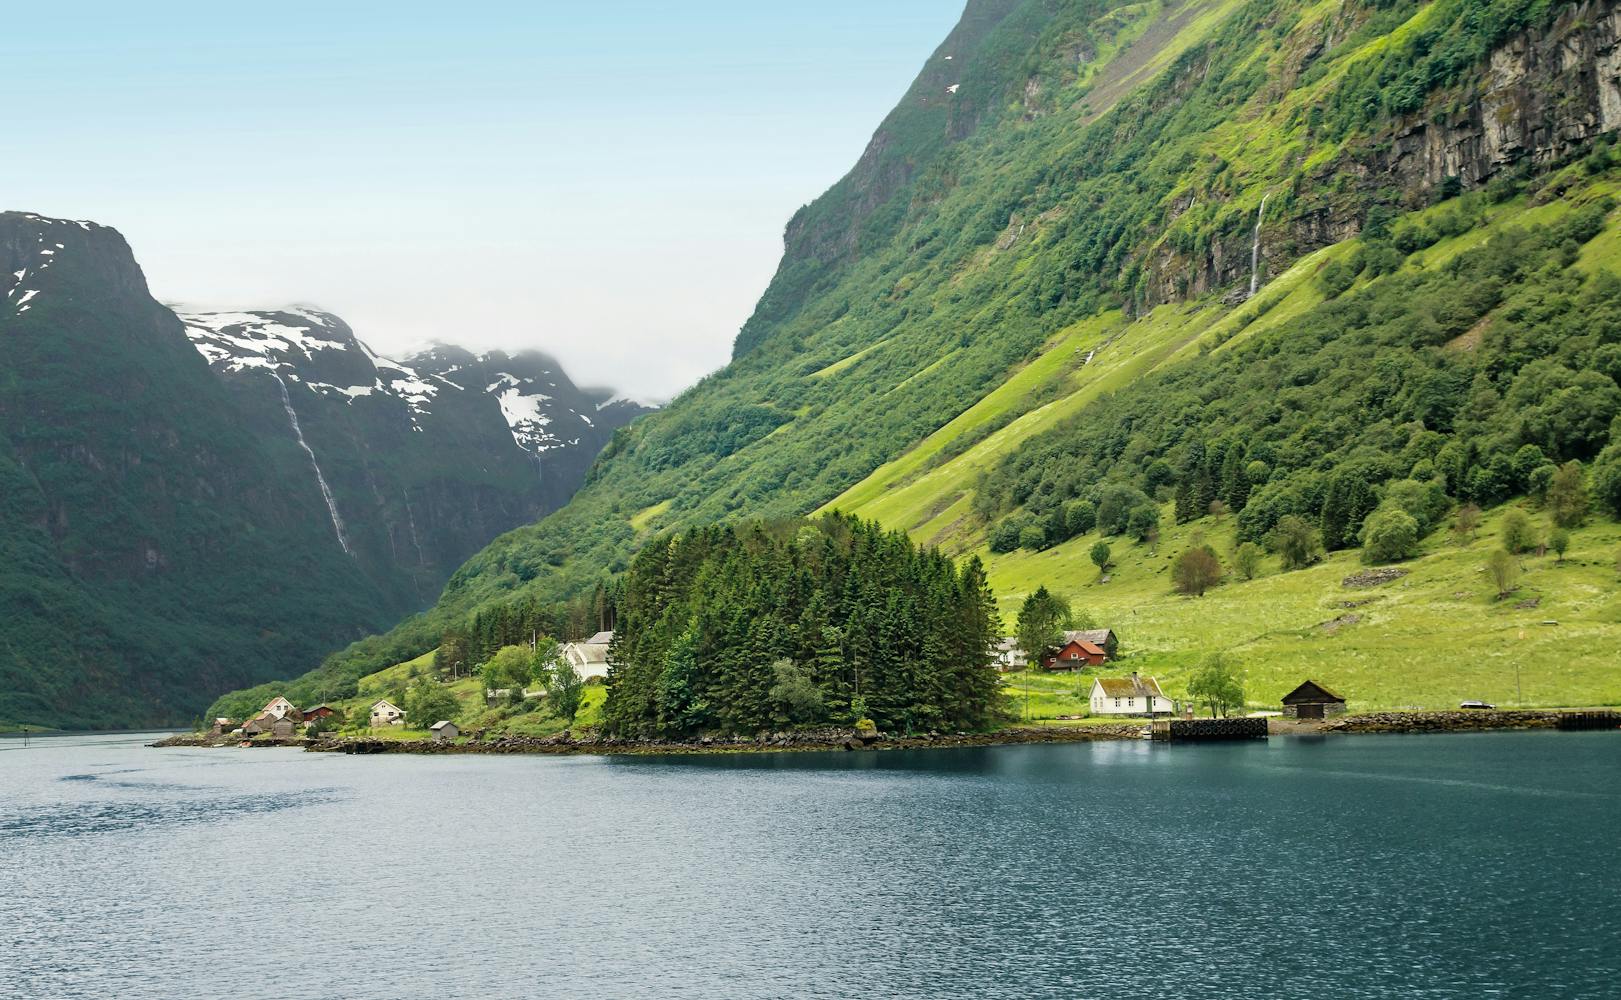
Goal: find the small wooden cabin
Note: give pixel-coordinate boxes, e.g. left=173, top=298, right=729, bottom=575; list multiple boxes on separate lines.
left=1281, top=680, right=1346, bottom=720
left=430, top=720, right=460, bottom=742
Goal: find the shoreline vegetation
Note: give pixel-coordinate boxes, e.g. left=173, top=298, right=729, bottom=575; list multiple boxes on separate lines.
left=150, top=708, right=1616, bottom=757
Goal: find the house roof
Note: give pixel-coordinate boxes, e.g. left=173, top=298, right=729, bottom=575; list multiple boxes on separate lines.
left=1059, top=640, right=1106, bottom=656
left=1281, top=679, right=1345, bottom=704
left=586, top=630, right=614, bottom=645
left=1092, top=675, right=1166, bottom=700
left=429, top=720, right=457, bottom=731
left=371, top=699, right=401, bottom=712
left=1064, top=629, right=1114, bottom=646
left=565, top=641, right=611, bottom=667
left=996, top=637, right=1021, bottom=652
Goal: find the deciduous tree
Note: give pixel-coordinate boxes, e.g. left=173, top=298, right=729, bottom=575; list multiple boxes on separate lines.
left=1089, top=541, right=1111, bottom=577
left=1233, top=541, right=1263, bottom=580
left=1186, top=653, right=1246, bottom=718
left=1172, top=545, right=1224, bottom=597
left=1486, top=548, right=1519, bottom=599
left=1547, top=461, right=1590, bottom=528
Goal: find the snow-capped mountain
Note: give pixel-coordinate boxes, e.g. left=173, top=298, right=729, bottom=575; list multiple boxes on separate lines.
left=0, top=209, right=653, bottom=728
left=176, top=308, right=649, bottom=456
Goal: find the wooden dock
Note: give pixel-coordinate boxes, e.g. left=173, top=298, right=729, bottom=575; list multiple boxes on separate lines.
left=1555, top=711, right=1621, bottom=731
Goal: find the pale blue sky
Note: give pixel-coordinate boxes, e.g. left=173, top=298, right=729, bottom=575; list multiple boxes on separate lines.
left=2, top=1, right=963, bottom=397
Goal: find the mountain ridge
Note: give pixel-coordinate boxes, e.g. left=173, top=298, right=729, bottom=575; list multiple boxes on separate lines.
left=0, top=211, right=651, bottom=728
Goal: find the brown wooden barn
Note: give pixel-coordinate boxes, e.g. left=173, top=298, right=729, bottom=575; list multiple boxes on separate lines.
left=1281, top=680, right=1347, bottom=719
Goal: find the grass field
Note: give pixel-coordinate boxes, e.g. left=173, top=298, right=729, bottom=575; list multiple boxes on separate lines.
left=980, top=502, right=1621, bottom=715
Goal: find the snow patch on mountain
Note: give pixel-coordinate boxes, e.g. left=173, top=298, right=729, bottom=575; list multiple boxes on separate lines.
left=175, top=309, right=622, bottom=455
left=178, top=311, right=349, bottom=372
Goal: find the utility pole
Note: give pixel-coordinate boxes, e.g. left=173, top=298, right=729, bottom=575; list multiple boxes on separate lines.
left=1516, top=629, right=1526, bottom=704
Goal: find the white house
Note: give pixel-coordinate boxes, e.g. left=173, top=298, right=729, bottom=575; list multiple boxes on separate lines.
left=261, top=696, right=297, bottom=719
left=370, top=699, right=405, bottom=727
left=1089, top=673, right=1173, bottom=716
left=994, top=638, right=1027, bottom=670
left=561, top=630, right=614, bottom=681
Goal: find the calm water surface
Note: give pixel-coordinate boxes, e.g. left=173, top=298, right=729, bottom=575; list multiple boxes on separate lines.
left=1, top=731, right=1618, bottom=999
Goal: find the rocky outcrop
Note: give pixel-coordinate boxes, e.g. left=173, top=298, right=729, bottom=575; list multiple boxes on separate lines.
left=1142, top=0, right=1621, bottom=306
left=1375, top=0, right=1621, bottom=192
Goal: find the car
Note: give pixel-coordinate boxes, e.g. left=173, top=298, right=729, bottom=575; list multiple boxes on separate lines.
left=1459, top=700, right=1496, bottom=710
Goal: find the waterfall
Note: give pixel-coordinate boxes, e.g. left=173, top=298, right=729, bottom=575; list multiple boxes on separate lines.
left=1248, top=193, right=1270, bottom=298
left=273, top=373, right=352, bottom=556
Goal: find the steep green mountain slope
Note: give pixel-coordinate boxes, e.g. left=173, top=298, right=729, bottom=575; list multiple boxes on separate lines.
left=221, top=0, right=1621, bottom=717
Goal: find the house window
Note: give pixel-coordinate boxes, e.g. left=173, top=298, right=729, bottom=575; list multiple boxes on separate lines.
left=1113, top=698, right=1120, bottom=708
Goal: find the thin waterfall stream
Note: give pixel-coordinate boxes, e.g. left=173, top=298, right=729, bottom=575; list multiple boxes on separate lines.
left=1248, top=192, right=1270, bottom=297
left=272, top=373, right=353, bottom=556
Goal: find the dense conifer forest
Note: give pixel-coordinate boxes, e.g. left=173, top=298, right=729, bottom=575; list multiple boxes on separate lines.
left=602, top=515, right=1003, bottom=737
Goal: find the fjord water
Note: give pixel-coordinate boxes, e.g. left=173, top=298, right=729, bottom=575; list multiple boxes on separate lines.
left=2, top=733, right=1617, bottom=999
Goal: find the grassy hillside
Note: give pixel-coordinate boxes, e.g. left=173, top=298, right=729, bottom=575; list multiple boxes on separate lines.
left=988, top=501, right=1621, bottom=713
left=219, top=0, right=1621, bottom=719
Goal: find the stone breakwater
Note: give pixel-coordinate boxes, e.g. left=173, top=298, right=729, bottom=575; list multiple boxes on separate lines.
left=1323, top=710, right=1563, bottom=734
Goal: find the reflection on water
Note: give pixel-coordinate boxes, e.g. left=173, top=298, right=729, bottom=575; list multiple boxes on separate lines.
left=1, top=731, right=1617, bottom=999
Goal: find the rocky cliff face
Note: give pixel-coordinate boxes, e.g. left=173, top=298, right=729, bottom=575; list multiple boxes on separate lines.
left=1142, top=0, right=1621, bottom=306
left=1377, top=0, right=1621, bottom=190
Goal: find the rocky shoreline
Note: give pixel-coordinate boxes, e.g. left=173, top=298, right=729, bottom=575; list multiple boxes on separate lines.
left=148, top=709, right=1616, bottom=755
left=151, top=724, right=1146, bottom=755
left=1321, top=709, right=1567, bottom=734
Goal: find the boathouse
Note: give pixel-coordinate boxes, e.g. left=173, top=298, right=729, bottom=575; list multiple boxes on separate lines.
left=430, top=720, right=460, bottom=742
left=270, top=717, right=297, bottom=738
left=1280, top=680, right=1346, bottom=720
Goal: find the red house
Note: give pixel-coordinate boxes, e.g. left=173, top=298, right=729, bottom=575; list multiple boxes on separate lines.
left=1043, top=638, right=1107, bottom=670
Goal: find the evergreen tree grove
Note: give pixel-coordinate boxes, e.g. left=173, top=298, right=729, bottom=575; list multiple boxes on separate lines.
left=601, top=514, right=1003, bottom=738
